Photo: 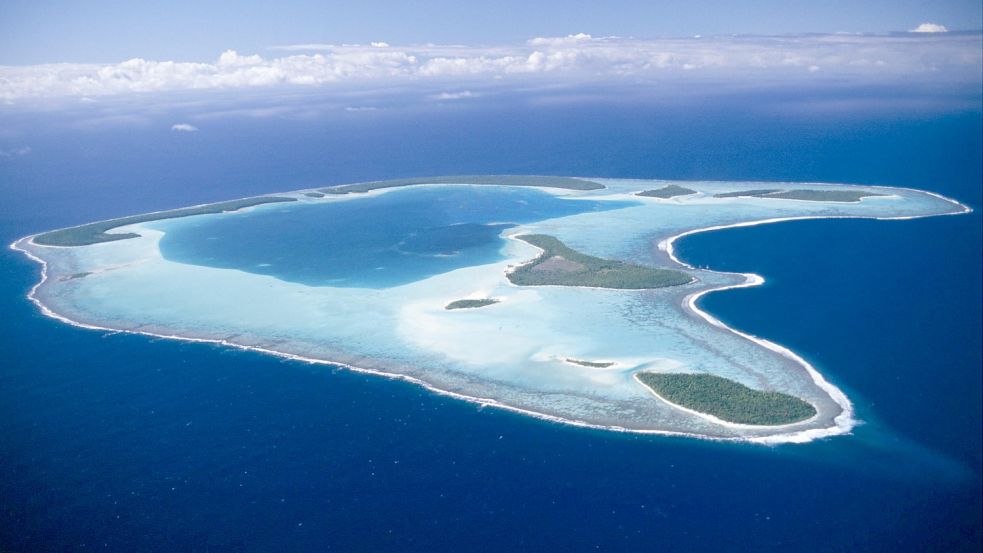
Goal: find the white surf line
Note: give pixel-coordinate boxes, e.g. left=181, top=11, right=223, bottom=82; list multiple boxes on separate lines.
left=657, top=190, right=971, bottom=444
left=8, top=188, right=971, bottom=446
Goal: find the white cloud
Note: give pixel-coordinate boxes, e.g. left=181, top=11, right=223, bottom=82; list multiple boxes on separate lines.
left=527, top=33, right=596, bottom=46
left=0, top=146, right=31, bottom=157
left=217, top=49, right=263, bottom=66
left=170, top=123, right=198, bottom=132
left=910, top=23, right=948, bottom=33
left=344, top=106, right=378, bottom=112
left=432, top=90, right=476, bottom=100
left=0, top=33, right=978, bottom=102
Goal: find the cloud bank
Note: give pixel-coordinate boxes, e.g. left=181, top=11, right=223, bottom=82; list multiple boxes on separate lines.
left=0, top=33, right=979, bottom=101
left=170, top=123, right=199, bottom=132
left=432, top=90, right=475, bottom=100
left=910, top=23, right=949, bottom=33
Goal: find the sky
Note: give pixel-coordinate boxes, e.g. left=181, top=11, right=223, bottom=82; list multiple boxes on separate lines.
left=0, top=0, right=978, bottom=122
left=0, top=0, right=980, bottom=64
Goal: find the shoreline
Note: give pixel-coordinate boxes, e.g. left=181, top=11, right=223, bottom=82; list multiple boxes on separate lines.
left=9, top=184, right=971, bottom=445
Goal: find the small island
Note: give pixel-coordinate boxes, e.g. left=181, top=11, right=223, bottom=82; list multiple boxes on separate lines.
left=636, top=185, right=697, bottom=199
left=565, top=358, right=614, bottom=368
left=445, top=298, right=500, bottom=310
left=714, top=189, right=885, bottom=203
left=508, top=234, right=692, bottom=289
left=764, top=189, right=885, bottom=202
left=303, top=191, right=326, bottom=198
left=635, top=372, right=817, bottom=425
left=714, top=189, right=784, bottom=198
left=58, top=272, right=92, bottom=281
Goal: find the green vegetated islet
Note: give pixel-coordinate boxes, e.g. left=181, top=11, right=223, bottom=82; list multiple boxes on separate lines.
left=636, top=185, right=697, bottom=199
left=508, top=234, right=692, bottom=289
left=713, top=189, right=784, bottom=198
left=58, top=272, right=92, bottom=281
left=33, top=197, right=297, bottom=247
left=636, top=372, right=817, bottom=425
left=714, top=189, right=884, bottom=202
left=445, top=298, right=500, bottom=310
left=566, top=358, right=615, bottom=368
left=764, top=189, right=885, bottom=202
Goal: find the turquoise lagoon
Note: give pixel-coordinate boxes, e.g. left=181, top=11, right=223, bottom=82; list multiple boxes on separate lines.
left=17, top=178, right=967, bottom=442
left=156, top=186, right=633, bottom=288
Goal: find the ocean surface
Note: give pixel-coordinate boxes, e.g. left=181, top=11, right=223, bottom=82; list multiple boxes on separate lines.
left=0, top=92, right=980, bottom=551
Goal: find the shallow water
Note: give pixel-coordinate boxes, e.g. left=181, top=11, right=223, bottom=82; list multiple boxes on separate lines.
left=155, top=185, right=633, bottom=288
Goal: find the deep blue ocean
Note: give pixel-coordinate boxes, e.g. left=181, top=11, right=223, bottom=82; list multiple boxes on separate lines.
left=0, top=91, right=980, bottom=551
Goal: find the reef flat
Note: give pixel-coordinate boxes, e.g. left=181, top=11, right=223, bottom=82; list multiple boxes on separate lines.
left=13, top=176, right=970, bottom=443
